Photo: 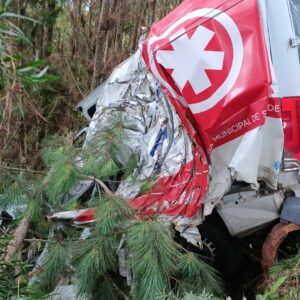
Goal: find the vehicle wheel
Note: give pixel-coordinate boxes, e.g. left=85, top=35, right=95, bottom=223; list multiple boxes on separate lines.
left=177, top=220, right=244, bottom=280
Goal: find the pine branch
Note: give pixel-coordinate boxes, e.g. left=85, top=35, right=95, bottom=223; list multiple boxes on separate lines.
left=127, top=220, right=179, bottom=300
left=39, top=240, right=71, bottom=291
left=0, top=165, right=45, bottom=175
left=73, top=234, right=118, bottom=297
left=177, top=252, right=223, bottom=296
left=84, top=176, right=114, bottom=197
left=95, top=196, right=134, bottom=235
left=0, top=171, right=36, bottom=209
left=45, top=158, right=80, bottom=206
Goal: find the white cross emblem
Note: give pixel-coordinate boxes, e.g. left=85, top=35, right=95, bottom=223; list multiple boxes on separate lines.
left=148, top=8, right=244, bottom=113
left=157, top=26, right=225, bottom=95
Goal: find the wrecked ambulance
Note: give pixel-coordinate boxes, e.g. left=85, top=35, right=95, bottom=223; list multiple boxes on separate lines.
left=70, top=0, right=300, bottom=277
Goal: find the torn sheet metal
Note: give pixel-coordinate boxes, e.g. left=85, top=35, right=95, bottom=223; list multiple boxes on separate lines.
left=176, top=225, right=202, bottom=248
left=142, top=0, right=284, bottom=216
left=48, top=209, right=96, bottom=225
left=85, top=44, right=208, bottom=226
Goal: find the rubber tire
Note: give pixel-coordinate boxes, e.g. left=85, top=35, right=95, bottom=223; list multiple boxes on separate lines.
left=177, top=219, right=244, bottom=281
left=197, top=221, right=245, bottom=280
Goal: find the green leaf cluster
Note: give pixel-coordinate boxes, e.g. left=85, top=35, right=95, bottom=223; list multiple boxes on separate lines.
left=0, top=236, right=47, bottom=300
left=39, top=240, right=71, bottom=291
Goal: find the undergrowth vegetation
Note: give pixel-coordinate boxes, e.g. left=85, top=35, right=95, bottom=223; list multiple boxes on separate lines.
left=1, top=119, right=223, bottom=299
left=1, top=1, right=300, bottom=299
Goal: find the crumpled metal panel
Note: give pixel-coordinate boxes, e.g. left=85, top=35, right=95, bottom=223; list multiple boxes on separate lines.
left=143, top=0, right=284, bottom=216
left=85, top=45, right=208, bottom=227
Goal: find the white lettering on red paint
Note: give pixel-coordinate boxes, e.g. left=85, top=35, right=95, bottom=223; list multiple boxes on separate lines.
left=212, top=112, right=261, bottom=142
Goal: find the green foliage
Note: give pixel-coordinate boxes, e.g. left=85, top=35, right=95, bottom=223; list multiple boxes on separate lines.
left=39, top=240, right=71, bottom=291
left=95, top=196, right=133, bottom=235
left=72, top=197, right=132, bottom=297
left=127, top=221, right=179, bottom=277
left=72, top=235, right=118, bottom=297
left=0, top=7, right=33, bottom=43
left=162, top=291, right=220, bottom=300
left=41, top=135, right=75, bottom=167
left=45, top=157, right=79, bottom=206
left=91, top=276, right=119, bottom=300
left=27, top=189, right=45, bottom=223
left=97, top=158, right=119, bottom=180
left=0, top=172, right=26, bottom=209
left=48, top=192, right=221, bottom=299
left=180, top=291, right=220, bottom=300
left=257, top=252, right=300, bottom=300
left=0, top=9, right=56, bottom=89
left=0, top=236, right=47, bottom=300
left=127, top=220, right=177, bottom=299
left=123, top=155, right=138, bottom=179
left=177, top=252, right=223, bottom=296
left=126, top=220, right=222, bottom=300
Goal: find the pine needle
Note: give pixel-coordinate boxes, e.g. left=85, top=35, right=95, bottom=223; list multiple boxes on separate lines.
left=127, top=220, right=179, bottom=299
left=177, top=252, right=223, bottom=296
left=39, top=241, right=70, bottom=292
left=41, top=135, right=74, bottom=167
left=72, top=235, right=118, bottom=298
left=122, top=155, right=137, bottom=179
left=91, top=276, right=119, bottom=300
left=161, top=291, right=220, bottom=300
left=95, top=196, right=133, bottom=234
left=182, top=291, right=219, bottom=300
left=45, top=158, right=79, bottom=207
left=98, top=158, right=119, bottom=179
left=0, top=172, right=27, bottom=209
left=74, top=239, right=103, bottom=297
left=26, top=191, right=44, bottom=223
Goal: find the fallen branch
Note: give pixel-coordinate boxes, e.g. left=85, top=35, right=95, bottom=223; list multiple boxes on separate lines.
left=84, top=176, right=114, bottom=197
left=0, top=165, right=45, bottom=175
left=4, top=216, right=31, bottom=262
